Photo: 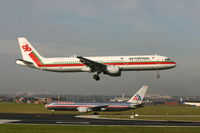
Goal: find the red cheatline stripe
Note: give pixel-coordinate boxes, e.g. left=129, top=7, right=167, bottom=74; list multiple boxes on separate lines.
left=44, top=64, right=85, bottom=67
left=47, top=105, right=95, bottom=108
left=47, top=105, right=129, bottom=108
left=29, top=52, right=43, bottom=67
left=57, top=102, right=75, bottom=104
left=42, top=61, right=175, bottom=67
left=105, top=62, right=176, bottom=66
left=29, top=51, right=176, bottom=68
left=107, top=106, right=129, bottom=108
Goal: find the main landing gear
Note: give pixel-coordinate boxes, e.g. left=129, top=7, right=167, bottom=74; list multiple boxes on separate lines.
left=93, top=74, right=100, bottom=81
left=93, top=72, right=101, bottom=81
left=93, top=112, right=99, bottom=115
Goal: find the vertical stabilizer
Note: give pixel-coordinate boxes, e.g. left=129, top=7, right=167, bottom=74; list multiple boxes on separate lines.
left=127, top=86, right=148, bottom=104
left=179, top=97, right=184, bottom=104
left=18, top=37, right=44, bottom=65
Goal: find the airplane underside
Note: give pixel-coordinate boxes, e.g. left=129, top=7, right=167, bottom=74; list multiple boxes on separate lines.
left=37, top=64, right=174, bottom=80
left=47, top=106, right=131, bottom=112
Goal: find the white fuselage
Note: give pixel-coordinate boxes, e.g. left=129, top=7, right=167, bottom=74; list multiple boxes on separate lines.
left=23, top=53, right=176, bottom=72
left=16, top=37, right=176, bottom=80
left=184, top=102, right=200, bottom=107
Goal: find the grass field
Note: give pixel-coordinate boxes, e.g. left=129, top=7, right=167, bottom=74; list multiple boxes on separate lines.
left=0, top=125, right=200, bottom=133
left=1, top=103, right=200, bottom=121
left=133, top=105, right=200, bottom=115
left=0, top=103, right=200, bottom=115
left=1, top=103, right=200, bottom=132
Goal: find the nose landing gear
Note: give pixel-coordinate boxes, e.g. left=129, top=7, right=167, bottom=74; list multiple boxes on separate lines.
left=156, top=70, right=160, bottom=78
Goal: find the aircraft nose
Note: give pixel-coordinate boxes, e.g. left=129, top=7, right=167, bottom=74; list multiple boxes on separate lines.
left=172, top=61, right=177, bottom=68
left=45, top=104, right=49, bottom=108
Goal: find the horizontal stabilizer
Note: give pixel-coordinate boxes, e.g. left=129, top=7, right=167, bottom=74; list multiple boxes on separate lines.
left=16, top=59, right=36, bottom=68
left=16, top=59, right=33, bottom=65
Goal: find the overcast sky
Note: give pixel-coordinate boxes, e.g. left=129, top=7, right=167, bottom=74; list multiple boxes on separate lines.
left=0, top=0, right=200, bottom=96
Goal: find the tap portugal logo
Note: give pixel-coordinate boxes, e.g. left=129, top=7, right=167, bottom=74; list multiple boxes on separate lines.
left=133, top=94, right=142, bottom=101
left=22, top=44, right=32, bottom=52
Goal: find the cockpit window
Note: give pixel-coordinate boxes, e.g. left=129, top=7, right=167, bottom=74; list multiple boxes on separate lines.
left=165, top=58, right=170, bottom=61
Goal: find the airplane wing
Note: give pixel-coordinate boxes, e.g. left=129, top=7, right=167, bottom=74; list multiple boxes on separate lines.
left=77, top=104, right=109, bottom=112
left=90, top=104, right=108, bottom=111
left=76, top=56, right=107, bottom=72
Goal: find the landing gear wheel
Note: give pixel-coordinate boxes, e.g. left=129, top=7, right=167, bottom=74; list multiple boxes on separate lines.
left=93, top=74, right=100, bottom=81
left=156, top=70, right=160, bottom=78
left=93, top=112, right=99, bottom=115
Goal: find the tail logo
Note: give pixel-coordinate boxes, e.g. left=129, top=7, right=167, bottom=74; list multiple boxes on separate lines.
left=133, top=94, right=142, bottom=101
left=22, top=44, right=32, bottom=52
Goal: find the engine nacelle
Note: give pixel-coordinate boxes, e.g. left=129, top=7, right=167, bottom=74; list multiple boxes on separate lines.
left=77, top=107, right=92, bottom=113
left=129, top=104, right=136, bottom=109
left=81, top=67, right=92, bottom=72
left=105, top=66, right=121, bottom=76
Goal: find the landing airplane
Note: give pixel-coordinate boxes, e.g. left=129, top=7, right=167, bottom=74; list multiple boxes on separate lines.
left=45, top=86, right=148, bottom=113
left=16, top=37, right=176, bottom=81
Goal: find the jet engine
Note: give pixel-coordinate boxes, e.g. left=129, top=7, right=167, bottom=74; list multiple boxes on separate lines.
left=77, top=107, right=92, bottom=113
left=104, top=66, right=121, bottom=76
left=129, top=104, right=136, bottom=109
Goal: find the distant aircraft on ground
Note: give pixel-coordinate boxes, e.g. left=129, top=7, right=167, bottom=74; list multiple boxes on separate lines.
left=45, top=86, right=148, bottom=114
left=179, top=98, right=200, bottom=107
left=16, top=37, right=176, bottom=81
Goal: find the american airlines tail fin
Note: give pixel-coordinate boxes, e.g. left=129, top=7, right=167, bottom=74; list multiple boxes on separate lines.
left=17, top=37, right=44, bottom=67
left=127, top=86, right=148, bottom=104
left=179, top=97, right=184, bottom=104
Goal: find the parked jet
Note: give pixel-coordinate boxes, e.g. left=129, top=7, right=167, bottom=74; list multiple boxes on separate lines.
left=179, top=98, right=200, bottom=107
left=45, top=86, right=148, bottom=113
left=16, top=37, right=176, bottom=80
